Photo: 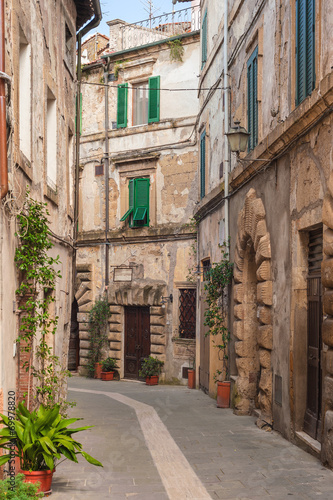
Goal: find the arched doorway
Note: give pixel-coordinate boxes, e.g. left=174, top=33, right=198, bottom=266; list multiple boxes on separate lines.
left=233, top=189, right=273, bottom=421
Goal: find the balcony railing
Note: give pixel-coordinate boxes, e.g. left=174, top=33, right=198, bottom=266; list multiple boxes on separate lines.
left=119, top=6, right=201, bottom=51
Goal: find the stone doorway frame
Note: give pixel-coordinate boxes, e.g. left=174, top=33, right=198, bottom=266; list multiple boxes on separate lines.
left=233, top=189, right=273, bottom=421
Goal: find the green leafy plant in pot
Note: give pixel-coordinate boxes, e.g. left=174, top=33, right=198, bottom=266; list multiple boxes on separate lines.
left=101, top=357, right=118, bottom=381
left=0, top=473, right=44, bottom=499
left=139, top=356, right=164, bottom=385
left=0, top=402, right=102, bottom=494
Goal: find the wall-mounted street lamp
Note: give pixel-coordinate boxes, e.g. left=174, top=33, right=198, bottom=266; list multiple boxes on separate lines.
left=226, top=121, right=250, bottom=154
left=161, top=294, right=173, bottom=308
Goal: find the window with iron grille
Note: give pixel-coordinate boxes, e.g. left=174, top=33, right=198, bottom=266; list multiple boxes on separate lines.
left=179, top=289, right=196, bottom=339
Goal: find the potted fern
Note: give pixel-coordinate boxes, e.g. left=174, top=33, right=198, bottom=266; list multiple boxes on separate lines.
left=101, top=357, right=118, bottom=381
left=0, top=403, right=102, bottom=494
left=139, top=356, right=164, bottom=385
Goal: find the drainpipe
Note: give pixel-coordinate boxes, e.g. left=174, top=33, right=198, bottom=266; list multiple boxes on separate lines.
left=0, top=0, right=8, bottom=199
left=104, top=63, right=110, bottom=290
left=223, top=0, right=229, bottom=244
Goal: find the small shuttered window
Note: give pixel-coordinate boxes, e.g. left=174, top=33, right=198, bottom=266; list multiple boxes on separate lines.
left=296, top=0, right=315, bottom=106
left=148, top=76, right=160, bottom=123
left=117, top=83, right=128, bottom=128
left=200, top=131, right=206, bottom=199
left=201, top=10, right=207, bottom=69
left=121, top=178, right=150, bottom=227
left=247, top=47, right=258, bottom=151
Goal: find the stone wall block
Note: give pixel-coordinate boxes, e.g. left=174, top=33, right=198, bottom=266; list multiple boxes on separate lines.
left=110, top=341, right=121, bottom=350
left=150, top=325, right=165, bottom=335
left=257, top=281, right=273, bottom=306
left=79, top=358, right=88, bottom=366
left=258, top=306, right=272, bottom=325
left=108, top=331, right=121, bottom=342
left=76, top=284, right=92, bottom=302
left=323, top=376, right=333, bottom=408
left=234, top=304, right=244, bottom=321
left=150, top=306, right=164, bottom=316
left=323, top=290, right=333, bottom=316
left=254, top=220, right=267, bottom=252
left=77, top=312, right=89, bottom=323
left=152, top=353, right=166, bottom=363
left=233, top=320, right=244, bottom=340
left=235, top=340, right=258, bottom=358
left=323, top=318, right=333, bottom=347
left=259, top=369, right=272, bottom=394
left=327, top=173, right=333, bottom=198
left=150, top=315, right=166, bottom=327
left=79, top=322, right=89, bottom=331
left=234, top=284, right=244, bottom=304
left=234, top=246, right=244, bottom=272
left=109, top=315, right=122, bottom=325
left=255, top=234, right=271, bottom=266
left=258, top=325, right=273, bottom=350
left=77, top=302, right=92, bottom=313
left=151, top=334, right=166, bottom=345
left=322, top=193, right=333, bottom=229
left=236, top=357, right=258, bottom=378
left=79, top=349, right=89, bottom=359
left=233, top=265, right=243, bottom=283
left=108, top=350, right=121, bottom=359
left=325, top=350, right=333, bottom=376
left=322, top=259, right=333, bottom=288
left=151, top=344, right=165, bottom=355
left=256, top=260, right=271, bottom=282
left=77, top=290, right=93, bottom=307
left=80, top=340, right=90, bottom=350
left=109, top=323, right=122, bottom=332
left=258, top=392, right=272, bottom=418
left=322, top=410, right=333, bottom=468
left=245, top=198, right=266, bottom=243
left=236, top=375, right=257, bottom=399
left=259, top=348, right=271, bottom=368
left=79, top=331, right=90, bottom=340
left=324, top=228, right=333, bottom=256
left=237, top=211, right=247, bottom=250
left=109, top=305, right=123, bottom=315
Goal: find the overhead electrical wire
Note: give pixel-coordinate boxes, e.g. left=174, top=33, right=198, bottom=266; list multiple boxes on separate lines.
left=80, top=80, right=227, bottom=92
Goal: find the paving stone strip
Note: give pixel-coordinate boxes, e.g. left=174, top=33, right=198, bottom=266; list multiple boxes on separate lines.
left=71, top=388, right=211, bottom=500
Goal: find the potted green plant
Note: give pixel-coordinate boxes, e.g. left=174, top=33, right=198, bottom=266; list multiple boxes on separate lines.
left=86, top=297, right=110, bottom=379
left=101, top=357, right=118, bottom=381
left=139, top=356, right=164, bottom=385
left=0, top=403, right=102, bottom=494
left=0, top=473, right=43, bottom=499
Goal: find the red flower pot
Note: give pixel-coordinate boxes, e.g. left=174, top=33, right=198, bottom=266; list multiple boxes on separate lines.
left=23, top=469, right=54, bottom=494
left=217, top=381, right=231, bottom=408
left=145, top=375, right=159, bottom=385
left=188, top=369, right=195, bottom=389
left=101, top=371, right=114, bottom=381
left=94, top=362, right=102, bottom=379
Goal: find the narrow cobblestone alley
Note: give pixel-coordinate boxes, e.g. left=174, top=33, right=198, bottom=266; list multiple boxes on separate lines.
left=50, top=378, right=333, bottom=499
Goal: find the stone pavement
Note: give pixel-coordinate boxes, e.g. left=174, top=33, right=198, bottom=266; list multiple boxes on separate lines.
left=50, top=377, right=333, bottom=499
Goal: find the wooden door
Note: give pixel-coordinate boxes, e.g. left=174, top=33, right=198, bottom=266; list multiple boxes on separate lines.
left=304, top=228, right=323, bottom=441
left=124, top=306, right=150, bottom=379
left=68, top=300, right=79, bottom=371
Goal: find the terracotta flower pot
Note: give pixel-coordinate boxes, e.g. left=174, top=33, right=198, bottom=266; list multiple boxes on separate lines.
left=188, top=369, right=195, bottom=389
left=145, top=375, right=159, bottom=385
left=101, top=371, right=114, bottom=381
left=95, top=362, right=102, bottom=379
left=23, top=469, right=54, bottom=494
left=217, top=381, right=231, bottom=408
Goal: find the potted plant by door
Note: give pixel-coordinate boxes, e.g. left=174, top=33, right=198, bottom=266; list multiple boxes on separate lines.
left=0, top=402, right=102, bottom=494
left=101, top=357, right=118, bottom=380
left=139, top=356, right=164, bottom=385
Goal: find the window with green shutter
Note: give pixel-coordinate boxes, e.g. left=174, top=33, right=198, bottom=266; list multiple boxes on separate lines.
left=117, top=83, right=128, bottom=128
left=148, top=76, right=160, bottom=123
left=75, top=93, right=82, bottom=135
left=200, top=131, right=206, bottom=199
left=201, top=10, right=207, bottom=69
left=296, top=0, right=315, bottom=106
left=247, top=47, right=258, bottom=151
left=121, top=178, right=150, bottom=227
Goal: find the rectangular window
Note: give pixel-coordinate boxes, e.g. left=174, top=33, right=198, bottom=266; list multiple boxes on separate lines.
left=19, top=36, right=31, bottom=160
left=65, top=23, right=74, bottom=73
left=296, top=0, right=315, bottom=106
left=200, top=130, right=206, bottom=199
left=120, top=177, right=150, bottom=228
left=46, top=89, right=57, bottom=190
left=133, top=82, right=148, bottom=126
left=117, top=83, right=128, bottom=128
left=247, top=46, right=258, bottom=151
left=148, top=76, right=160, bottom=123
left=68, top=131, right=74, bottom=209
left=202, top=259, right=211, bottom=281
left=179, top=289, right=196, bottom=339
left=201, top=10, right=207, bottom=69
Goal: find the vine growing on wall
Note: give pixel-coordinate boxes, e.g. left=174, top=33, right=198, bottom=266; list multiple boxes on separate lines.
left=15, top=191, right=74, bottom=415
left=204, top=243, right=233, bottom=381
left=168, top=39, right=184, bottom=62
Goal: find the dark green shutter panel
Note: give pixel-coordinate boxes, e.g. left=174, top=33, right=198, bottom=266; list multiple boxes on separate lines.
left=148, top=76, right=160, bottom=123
left=117, top=83, right=128, bottom=128
left=200, top=131, right=206, bottom=199
left=201, top=11, right=207, bottom=68
left=120, top=179, right=134, bottom=221
left=75, top=93, right=82, bottom=135
left=247, top=47, right=258, bottom=151
left=133, top=178, right=150, bottom=226
left=296, top=0, right=315, bottom=106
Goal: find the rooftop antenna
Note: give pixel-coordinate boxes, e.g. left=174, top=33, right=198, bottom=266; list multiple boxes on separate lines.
left=140, top=0, right=160, bottom=28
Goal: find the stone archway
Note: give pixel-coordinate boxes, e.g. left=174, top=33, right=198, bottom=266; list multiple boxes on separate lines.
left=233, top=189, right=273, bottom=421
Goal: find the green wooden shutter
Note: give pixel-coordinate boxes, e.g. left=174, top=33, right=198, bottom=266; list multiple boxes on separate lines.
left=247, top=47, right=258, bottom=151
left=200, top=131, right=206, bottom=199
left=201, top=11, right=207, bottom=69
left=120, top=179, right=134, bottom=221
left=296, top=0, right=315, bottom=106
left=148, top=76, right=160, bottom=124
left=132, top=178, right=150, bottom=227
left=117, top=83, right=128, bottom=128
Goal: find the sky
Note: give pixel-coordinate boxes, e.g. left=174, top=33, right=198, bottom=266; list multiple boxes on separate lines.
left=96, top=0, right=183, bottom=37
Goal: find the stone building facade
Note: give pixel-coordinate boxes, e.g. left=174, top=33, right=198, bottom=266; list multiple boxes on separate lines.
left=75, top=17, right=200, bottom=382
left=0, top=0, right=100, bottom=426
left=196, top=0, right=333, bottom=468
